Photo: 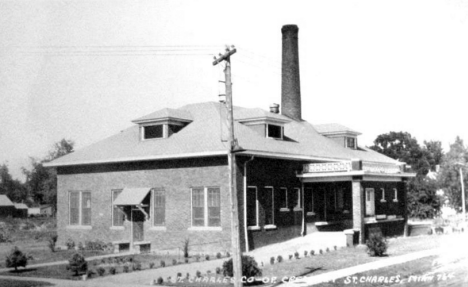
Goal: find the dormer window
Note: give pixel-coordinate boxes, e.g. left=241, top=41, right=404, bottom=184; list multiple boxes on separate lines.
left=144, top=125, right=164, bottom=139
left=267, top=124, right=283, bottom=139
left=346, top=137, right=357, bottom=149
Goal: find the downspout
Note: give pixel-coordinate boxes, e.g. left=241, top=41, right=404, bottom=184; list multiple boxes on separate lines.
left=301, top=179, right=305, bottom=236
left=243, top=156, right=255, bottom=252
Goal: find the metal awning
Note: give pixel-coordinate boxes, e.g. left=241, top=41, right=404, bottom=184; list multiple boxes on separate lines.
left=113, top=188, right=151, bottom=206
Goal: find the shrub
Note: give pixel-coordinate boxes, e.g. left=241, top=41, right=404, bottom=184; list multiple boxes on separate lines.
left=0, top=230, right=11, bottom=243
left=47, top=235, right=58, bottom=252
left=134, top=263, right=142, bottom=271
left=183, top=238, right=190, bottom=258
left=270, top=256, right=275, bottom=265
left=172, top=259, right=177, bottom=265
left=205, top=254, right=210, bottom=261
left=226, top=252, right=231, bottom=257
left=5, top=246, right=29, bottom=272
left=123, top=265, right=129, bottom=273
left=177, top=272, right=182, bottom=278
left=185, top=258, right=189, bottom=263
left=149, top=262, right=155, bottom=269
left=109, top=267, right=116, bottom=275
left=186, top=272, right=190, bottom=279
left=319, top=249, right=323, bottom=255
left=289, top=254, right=293, bottom=260
left=334, top=245, right=337, bottom=251
left=366, top=233, right=388, bottom=257
left=195, top=255, right=200, bottom=262
left=86, top=269, right=95, bottom=278
left=311, top=250, right=315, bottom=255
left=77, top=242, right=84, bottom=251
left=294, top=251, right=299, bottom=259
left=157, top=277, right=164, bottom=284
left=216, top=252, right=222, bottom=259
left=222, top=255, right=262, bottom=280
left=304, top=250, right=308, bottom=257
left=97, top=266, right=105, bottom=276
left=196, top=270, right=202, bottom=278
left=65, top=238, right=75, bottom=250
left=216, top=267, right=221, bottom=274
left=67, top=253, right=88, bottom=276
left=326, top=247, right=330, bottom=253
left=277, top=255, right=283, bottom=263
left=160, top=260, right=166, bottom=267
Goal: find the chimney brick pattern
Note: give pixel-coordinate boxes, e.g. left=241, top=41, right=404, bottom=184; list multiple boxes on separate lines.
left=281, top=24, right=301, bottom=121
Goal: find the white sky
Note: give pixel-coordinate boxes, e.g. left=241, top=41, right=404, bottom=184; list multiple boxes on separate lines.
left=1, top=0, right=468, bottom=181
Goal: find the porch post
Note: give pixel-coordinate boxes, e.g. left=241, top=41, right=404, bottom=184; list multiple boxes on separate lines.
left=352, top=180, right=365, bottom=244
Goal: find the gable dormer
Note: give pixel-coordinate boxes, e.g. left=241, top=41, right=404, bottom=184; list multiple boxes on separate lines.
left=314, top=123, right=361, bottom=149
left=132, top=108, right=193, bottom=141
left=235, top=107, right=290, bottom=140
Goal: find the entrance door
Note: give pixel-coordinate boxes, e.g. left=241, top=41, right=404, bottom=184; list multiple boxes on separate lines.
left=365, top=188, right=375, bottom=216
left=132, top=209, right=145, bottom=242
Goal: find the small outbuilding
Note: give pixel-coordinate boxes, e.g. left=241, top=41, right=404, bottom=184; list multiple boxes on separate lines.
left=0, top=195, right=16, bottom=218
left=14, top=203, right=29, bottom=218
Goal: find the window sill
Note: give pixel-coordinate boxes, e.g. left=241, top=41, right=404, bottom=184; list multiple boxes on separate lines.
left=393, top=199, right=399, bottom=203
left=280, top=208, right=290, bottom=212
left=306, top=211, right=316, bottom=216
left=149, top=226, right=167, bottom=231
left=380, top=199, right=387, bottom=203
left=293, top=207, right=303, bottom=212
left=66, top=225, right=92, bottom=230
left=247, top=226, right=261, bottom=231
left=109, top=226, right=125, bottom=230
left=264, top=224, right=277, bottom=230
left=188, top=226, right=222, bottom=231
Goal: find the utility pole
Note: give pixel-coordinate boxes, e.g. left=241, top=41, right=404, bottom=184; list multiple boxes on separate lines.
left=213, top=46, right=243, bottom=287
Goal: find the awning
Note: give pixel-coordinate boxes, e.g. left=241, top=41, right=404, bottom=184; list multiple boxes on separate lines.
left=113, top=188, right=151, bottom=206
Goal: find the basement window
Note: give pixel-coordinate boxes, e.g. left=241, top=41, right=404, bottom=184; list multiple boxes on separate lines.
left=267, top=124, right=283, bottom=139
left=143, top=125, right=163, bottom=139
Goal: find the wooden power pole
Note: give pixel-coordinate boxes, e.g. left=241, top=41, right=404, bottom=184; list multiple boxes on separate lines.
left=213, top=46, right=243, bottom=287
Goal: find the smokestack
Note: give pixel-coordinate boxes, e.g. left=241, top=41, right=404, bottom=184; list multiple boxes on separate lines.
left=281, top=24, right=301, bottom=121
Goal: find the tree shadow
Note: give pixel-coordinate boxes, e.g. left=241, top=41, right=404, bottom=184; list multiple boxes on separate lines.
left=8, top=268, right=38, bottom=273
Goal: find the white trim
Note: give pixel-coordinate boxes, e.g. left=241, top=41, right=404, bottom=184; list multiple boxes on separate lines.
left=247, top=226, right=261, bottom=231
left=69, top=191, right=91, bottom=227
left=149, top=226, right=167, bottom=231
left=109, top=226, right=124, bottom=230
left=247, top=186, right=259, bottom=227
left=66, top=225, right=92, bottom=230
left=393, top=188, right=398, bottom=202
left=111, top=189, right=125, bottom=227
left=264, top=224, right=277, bottom=230
left=190, top=187, right=221, bottom=228
left=380, top=188, right=387, bottom=203
left=280, top=187, right=288, bottom=209
left=280, top=208, right=290, bottom=212
left=293, top=187, right=301, bottom=210
left=264, top=186, right=275, bottom=225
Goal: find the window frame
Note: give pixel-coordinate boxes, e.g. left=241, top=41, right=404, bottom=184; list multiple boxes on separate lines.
left=380, top=188, right=387, bottom=203
left=279, top=187, right=289, bottom=212
left=247, top=186, right=260, bottom=230
left=293, top=187, right=302, bottom=211
left=266, top=124, right=283, bottom=140
left=393, top=188, right=398, bottom=202
left=111, top=189, right=125, bottom=228
left=190, top=186, right=221, bottom=230
left=152, top=188, right=166, bottom=227
left=68, top=191, right=92, bottom=227
left=263, top=186, right=276, bottom=229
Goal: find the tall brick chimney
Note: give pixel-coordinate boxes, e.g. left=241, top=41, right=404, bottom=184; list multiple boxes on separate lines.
left=281, top=24, right=301, bottom=121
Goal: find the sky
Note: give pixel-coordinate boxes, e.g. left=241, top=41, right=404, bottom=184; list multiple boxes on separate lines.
left=1, top=0, right=468, bottom=181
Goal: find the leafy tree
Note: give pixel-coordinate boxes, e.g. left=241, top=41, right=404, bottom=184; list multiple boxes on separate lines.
left=5, top=246, right=29, bottom=272
left=67, top=253, right=87, bottom=276
left=0, top=163, right=27, bottom=203
left=437, top=136, right=468, bottom=211
left=22, top=139, right=75, bottom=211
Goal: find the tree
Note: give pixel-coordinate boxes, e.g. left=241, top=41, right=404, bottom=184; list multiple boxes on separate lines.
left=22, top=139, right=75, bottom=210
left=437, top=136, right=468, bottom=211
left=0, top=163, right=27, bottom=203
left=5, top=246, right=29, bottom=272
left=369, top=132, right=443, bottom=218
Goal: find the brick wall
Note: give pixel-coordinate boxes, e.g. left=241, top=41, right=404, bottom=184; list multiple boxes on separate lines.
left=56, top=156, right=233, bottom=253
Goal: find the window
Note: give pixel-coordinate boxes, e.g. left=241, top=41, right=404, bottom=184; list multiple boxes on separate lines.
left=247, top=187, right=258, bottom=227
left=267, top=124, right=283, bottom=139
left=263, top=187, right=274, bottom=225
left=153, top=189, right=166, bottom=226
left=191, top=187, right=221, bottom=227
left=279, top=187, right=288, bottom=211
left=144, top=125, right=163, bottom=139
left=380, top=188, right=387, bottom=202
left=293, top=188, right=301, bottom=211
left=346, top=137, right=356, bottom=149
left=69, top=191, right=91, bottom=226
left=393, top=188, right=398, bottom=202
left=336, top=187, right=344, bottom=210
left=112, top=190, right=125, bottom=227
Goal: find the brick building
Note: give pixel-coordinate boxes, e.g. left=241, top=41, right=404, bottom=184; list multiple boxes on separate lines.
left=46, top=25, right=414, bottom=253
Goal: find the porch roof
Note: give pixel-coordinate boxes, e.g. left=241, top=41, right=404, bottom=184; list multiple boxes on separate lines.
left=113, top=188, right=151, bottom=206
left=298, top=170, right=416, bottom=182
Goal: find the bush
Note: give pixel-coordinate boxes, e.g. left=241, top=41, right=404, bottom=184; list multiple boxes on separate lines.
left=109, top=267, right=116, bottom=275
left=149, top=262, right=155, bottom=269
left=5, top=246, right=29, bottom=271
left=294, top=251, right=299, bottom=259
left=65, top=238, right=75, bottom=250
left=205, top=254, right=210, bottom=261
left=216, top=267, right=221, bottom=274
left=186, top=272, right=190, bottom=279
left=97, top=266, right=105, bottom=276
left=185, top=258, right=189, bottom=263
left=0, top=230, right=12, bottom=243
left=311, top=250, right=315, bottom=255
left=366, top=233, right=388, bottom=257
left=270, top=256, right=275, bottom=265
left=334, top=245, right=337, bottom=251
left=216, top=252, right=222, bottom=259
left=222, top=255, right=262, bottom=280
left=226, top=252, right=230, bottom=257
left=183, top=238, right=190, bottom=258
left=47, top=235, right=58, bottom=252
left=134, top=263, right=142, bottom=271
left=77, top=242, right=84, bottom=251
left=160, top=260, right=166, bottom=267
left=195, top=255, right=200, bottom=262
left=304, top=250, right=308, bottom=257
left=172, top=259, right=177, bottom=265
left=276, top=255, right=283, bottom=263
left=123, top=265, right=129, bottom=273
left=157, top=277, right=164, bottom=284
left=177, top=272, right=182, bottom=278
left=67, top=253, right=88, bottom=276
left=196, top=270, right=202, bottom=278
left=86, top=269, right=95, bottom=278
left=288, top=254, right=293, bottom=260
left=319, top=249, right=323, bottom=255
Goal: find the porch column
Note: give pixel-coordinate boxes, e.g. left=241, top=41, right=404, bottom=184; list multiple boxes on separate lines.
left=352, top=180, right=365, bottom=244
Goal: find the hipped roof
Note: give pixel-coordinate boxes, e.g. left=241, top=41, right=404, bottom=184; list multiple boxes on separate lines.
left=46, top=102, right=398, bottom=167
